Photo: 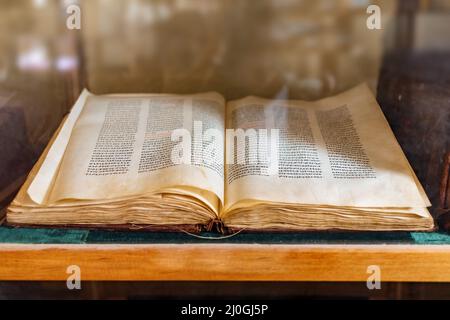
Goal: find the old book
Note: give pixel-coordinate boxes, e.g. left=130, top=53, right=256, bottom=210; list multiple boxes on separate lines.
left=6, top=84, right=434, bottom=232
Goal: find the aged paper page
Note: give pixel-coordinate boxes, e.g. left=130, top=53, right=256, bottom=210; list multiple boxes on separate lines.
left=224, top=84, right=430, bottom=212
left=46, top=92, right=225, bottom=213
left=27, top=89, right=90, bottom=204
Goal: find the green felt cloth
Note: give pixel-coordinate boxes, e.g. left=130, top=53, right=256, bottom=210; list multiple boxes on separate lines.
left=0, top=227, right=88, bottom=244
left=1, top=225, right=450, bottom=245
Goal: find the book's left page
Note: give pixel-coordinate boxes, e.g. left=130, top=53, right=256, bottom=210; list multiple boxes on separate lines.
left=30, top=90, right=225, bottom=216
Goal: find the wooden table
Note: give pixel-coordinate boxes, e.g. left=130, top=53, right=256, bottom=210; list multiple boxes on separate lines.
left=1, top=228, right=450, bottom=282
left=0, top=0, right=449, bottom=287
left=1, top=243, right=450, bottom=281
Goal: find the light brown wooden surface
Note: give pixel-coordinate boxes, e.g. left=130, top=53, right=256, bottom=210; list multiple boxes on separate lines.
left=1, top=244, right=450, bottom=282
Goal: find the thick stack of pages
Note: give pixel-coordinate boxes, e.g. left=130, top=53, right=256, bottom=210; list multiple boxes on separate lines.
left=7, top=84, right=434, bottom=232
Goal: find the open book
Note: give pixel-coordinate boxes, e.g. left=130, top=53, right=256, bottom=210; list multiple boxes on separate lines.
left=7, top=84, right=434, bottom=232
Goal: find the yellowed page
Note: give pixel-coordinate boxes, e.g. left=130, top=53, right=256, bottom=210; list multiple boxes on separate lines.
left=27, top=89, right=90, bottom=204
left=224, top=84, right=430, bottom=211
left=46, top=91, right=225, bottom=213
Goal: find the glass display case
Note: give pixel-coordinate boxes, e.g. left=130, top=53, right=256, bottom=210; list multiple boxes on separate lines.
left=0, top=0, right=449, bottom=299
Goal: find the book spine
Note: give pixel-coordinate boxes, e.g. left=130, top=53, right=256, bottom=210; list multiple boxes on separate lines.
left=204, top=218, right=227, bottom=235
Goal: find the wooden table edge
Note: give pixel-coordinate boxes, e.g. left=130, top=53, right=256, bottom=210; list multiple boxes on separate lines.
left=1, top=243, right=450, bottom=282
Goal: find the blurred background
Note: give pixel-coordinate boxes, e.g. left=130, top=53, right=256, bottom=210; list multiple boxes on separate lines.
left=0, top=0, right=449, bottom=298
left=1, top=0, right=399, bottom=99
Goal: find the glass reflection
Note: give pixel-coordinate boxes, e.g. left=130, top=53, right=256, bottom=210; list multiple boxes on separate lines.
left=74, top=0, right=395, bottom=99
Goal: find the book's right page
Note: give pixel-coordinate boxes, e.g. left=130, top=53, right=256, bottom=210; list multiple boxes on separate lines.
left=223, top=84, right=430, bottom=216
